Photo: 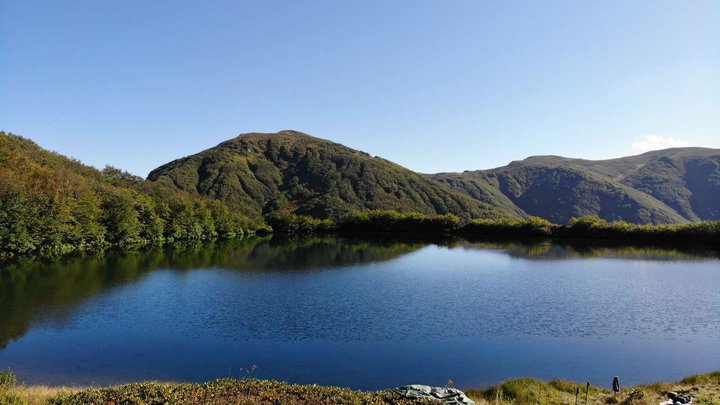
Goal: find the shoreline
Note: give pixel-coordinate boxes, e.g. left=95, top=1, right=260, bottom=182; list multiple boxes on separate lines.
left=269, top=211, right=720, bottom=246
left=4, top=228, right=718, bottom=266
left=2, top=370, right=719, bottom=404
left=4, top=210, right=719, bottom=262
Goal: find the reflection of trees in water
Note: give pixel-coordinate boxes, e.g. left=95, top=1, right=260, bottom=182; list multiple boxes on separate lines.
left=256, top=234, right=447, bottom=270
left=0, top=249, right=175, bottom=349
left=459, top=236, right=720, bottom=260
left=1, top=234, right=717, bottom=348
left=0, top=235, right=427, bottom=348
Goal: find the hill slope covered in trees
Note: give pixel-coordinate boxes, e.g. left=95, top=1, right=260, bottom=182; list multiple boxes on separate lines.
left=0, top=132, right=259, bottom=257
left=433, top=147, right=720, bottom=224
left=150, top=131, right=719, bottom=225
left=147, top=131, right=519, bottom=220
left=3, top=128, right=717, bottom=255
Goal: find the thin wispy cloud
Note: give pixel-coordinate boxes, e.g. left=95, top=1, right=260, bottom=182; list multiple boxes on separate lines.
left=631, top=135, right=690, bottom=152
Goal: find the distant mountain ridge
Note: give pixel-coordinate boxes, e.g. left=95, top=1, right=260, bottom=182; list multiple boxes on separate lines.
left=433, top=147, right=720, bottom=224
left=147, top=130, right=720, bottom=224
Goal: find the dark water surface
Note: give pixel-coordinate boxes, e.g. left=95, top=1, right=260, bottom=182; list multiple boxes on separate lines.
left=1, top=236, right=719, bottom=390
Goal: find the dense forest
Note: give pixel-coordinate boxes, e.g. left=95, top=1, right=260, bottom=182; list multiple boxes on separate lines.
left=147, top=130, right=517, bottom=220
left=148, top=130, right=720, bottom=225
left=3, top=130, right=720, bottom=258
left=0, top=132, right=264, bottom=258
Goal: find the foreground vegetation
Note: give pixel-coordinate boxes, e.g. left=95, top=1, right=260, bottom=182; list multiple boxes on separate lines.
left=1, top=369, right=719, bottom=405
left=267, top=210, right=720, bottom=245
left=0, top=132, right=266, bottom=258
left=465, top=370, right=720, bottom=405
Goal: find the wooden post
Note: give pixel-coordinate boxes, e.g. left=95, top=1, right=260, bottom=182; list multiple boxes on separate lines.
left=585, top=381, right=590, bottom=405
left=575, top=387, right=579, bottom=405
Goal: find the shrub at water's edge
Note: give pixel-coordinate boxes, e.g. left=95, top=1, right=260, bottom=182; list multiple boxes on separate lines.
left=265, top=211, right=333, bottom=235
left=266, top=210, right=465, bottom=234
left=265, top=210, right=720, bottom=245
left=462, top=215, right=720, bottom=244
left=336, top=210, right=464, bottom=233
left=557, top=216, right=720, bottom=243
left=458, top=216, right=556, bottom=237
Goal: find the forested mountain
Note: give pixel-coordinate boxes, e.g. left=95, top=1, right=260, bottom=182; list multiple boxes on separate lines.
left=3, top=128, right=717, bottom=253
left=149, top=130, right=718, bottom=225
left=433, top=147, right=720, bottom=224
left=147, top=131, right=517, bottom=220
left=0, top=132, right=259, bottom=257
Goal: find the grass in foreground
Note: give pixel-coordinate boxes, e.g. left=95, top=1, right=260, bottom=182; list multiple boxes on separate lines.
left=466, top=371, right=720, bottom=405
left=1, top=370, right=719, bottom=405
left=2, top=379, right=437, bottom=405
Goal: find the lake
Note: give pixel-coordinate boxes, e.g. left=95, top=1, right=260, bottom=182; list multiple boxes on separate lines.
left=1, top=235, right=719, bottom=390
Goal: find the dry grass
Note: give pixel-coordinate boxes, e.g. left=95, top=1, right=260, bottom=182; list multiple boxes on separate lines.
left=464, top=372, right=720, bottom=405
left=0, top=370, right=718, bottom=404
left=2, top=385, right=83, bottom=405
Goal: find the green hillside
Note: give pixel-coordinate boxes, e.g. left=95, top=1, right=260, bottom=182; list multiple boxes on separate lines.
left=4, top=129, right=717, bottom=248
left=433, top=148, right=720, bottom=224
left=579, top=148, right=720, bottom=221
left=147, top=130, right=514, bottom=220
left=0, top=132, right=259, bottom=258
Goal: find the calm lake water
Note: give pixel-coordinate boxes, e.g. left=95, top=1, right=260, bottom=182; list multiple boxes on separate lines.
left=1, top=235, right=719, bottom=390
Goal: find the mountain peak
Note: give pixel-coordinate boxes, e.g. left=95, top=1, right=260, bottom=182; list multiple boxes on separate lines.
left=234, top=130, right=319, bottom=140
left=148, top=131, right=513, bottom=220
left=146, top=130, right=720, bottom=224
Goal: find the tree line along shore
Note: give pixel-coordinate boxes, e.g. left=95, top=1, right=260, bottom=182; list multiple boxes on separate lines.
left=3, top=206, right=720, bottom=259
left=2, top=131, right=718, bottom=259
left=266, top=210, right=720, bottom=245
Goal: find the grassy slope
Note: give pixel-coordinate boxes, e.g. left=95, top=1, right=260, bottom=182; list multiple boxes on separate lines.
left=433, top=147, right=720, bottom=224
left=581, top=148, right=720, bottom=221
left=147, top=131, right=515, bottom=221
left=426, top=171, right=527, bottom=217
left=2, top=371, right=718, bottom=405
left=465, top=371, right=720, bottom=405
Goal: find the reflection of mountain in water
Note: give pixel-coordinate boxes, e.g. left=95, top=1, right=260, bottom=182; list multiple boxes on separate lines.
left=207, top=234, right=433, bottom=271
left=1, top=235, right=718, bottom=348
left=0, top=235, right=426, bottom=348
left=459, top=237, right=720, bottom=261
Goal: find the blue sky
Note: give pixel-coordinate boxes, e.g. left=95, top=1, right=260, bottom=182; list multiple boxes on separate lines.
left=1, top=0, right=718, bottom=176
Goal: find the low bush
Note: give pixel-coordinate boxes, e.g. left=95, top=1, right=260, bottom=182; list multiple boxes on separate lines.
left=498, top=378, right=556, bottom=404
left=680, top=370, right=720, bottom=386
left=0, top=392, right=27, bottom=405
left=0, top=370, right=17, bottom=389
left=557, top=216, right=720, bottom=244
left=621, top=389, right=647, bottom=405
left=50, top=379, right=436, bottom=405
left=336, top=211, right=463, bottom=233
left=267, top=211, right=720, bottom=246
left=265, top=212, right=333, bottom=234
left=459, top=216, right=556, bottom=237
